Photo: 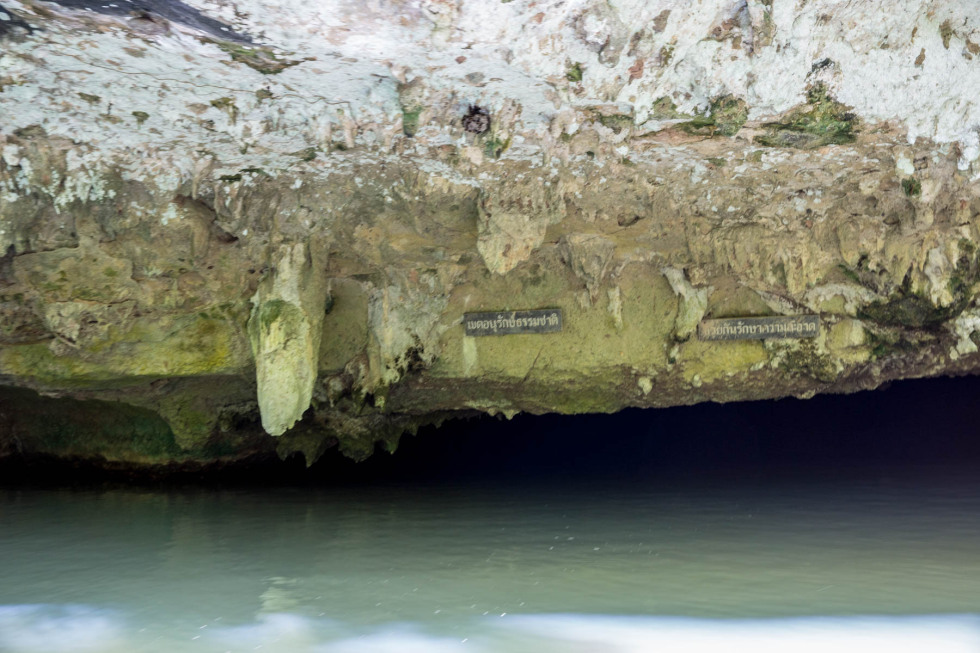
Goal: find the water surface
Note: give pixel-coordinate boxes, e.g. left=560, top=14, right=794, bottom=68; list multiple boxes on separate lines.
left=3, top=466, right=980, bottom=651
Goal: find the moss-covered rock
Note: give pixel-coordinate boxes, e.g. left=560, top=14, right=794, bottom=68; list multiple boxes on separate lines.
left=776, top=338, right=839, bottom=384
left=0, top=386, right=182, bottom=464
left=754, top=83, right=857, bottom=149
left=677, top=95, right=747, bottom=137
left=211, top=40, right=304, bottom=75
left=859, top=293, right=965, bottom=329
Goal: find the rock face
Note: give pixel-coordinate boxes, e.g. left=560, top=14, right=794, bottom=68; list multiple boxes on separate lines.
left=3, top=0, right=980, bottom=467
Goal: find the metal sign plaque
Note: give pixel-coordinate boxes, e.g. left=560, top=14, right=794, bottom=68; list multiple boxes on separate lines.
left=464, top=309, right=562, bottom=336
left=698, top=315, right=820, bottom=341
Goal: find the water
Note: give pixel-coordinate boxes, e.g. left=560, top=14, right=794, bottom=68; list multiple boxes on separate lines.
left=3, top=466, right=980, bottom=652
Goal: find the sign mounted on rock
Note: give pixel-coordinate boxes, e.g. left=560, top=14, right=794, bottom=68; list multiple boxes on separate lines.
left=698, top=315, right=820, bottom=341
left=464, top=309, right=562, bottom=336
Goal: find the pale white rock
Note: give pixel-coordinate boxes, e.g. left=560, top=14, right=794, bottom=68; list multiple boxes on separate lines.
left=248, top=242, right=329, bottom=436
left=4, top=0, right=980, bottom=186
left=663, top=267, right=709, bottom=342
left=953, top=309, right=980, bottom=357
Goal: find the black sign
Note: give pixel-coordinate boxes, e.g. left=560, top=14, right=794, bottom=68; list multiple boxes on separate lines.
left=698, top=315, right=820, bottom=341
left=464, top=309, right=562, bottom=336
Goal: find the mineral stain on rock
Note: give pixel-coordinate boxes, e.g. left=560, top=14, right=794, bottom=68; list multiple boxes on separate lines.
left=0, top=2, right=34, bottom=36
left=462, top=105, right=491, bottom=134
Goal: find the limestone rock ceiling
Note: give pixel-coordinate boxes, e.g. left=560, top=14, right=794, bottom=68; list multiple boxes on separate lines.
left=2, top=0, right=980, bottom=170
left=3, top=0, right=980, bottom=467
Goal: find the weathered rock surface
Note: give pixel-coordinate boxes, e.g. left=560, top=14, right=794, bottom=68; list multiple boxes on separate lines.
left=3, top=0, right=980, bottom=468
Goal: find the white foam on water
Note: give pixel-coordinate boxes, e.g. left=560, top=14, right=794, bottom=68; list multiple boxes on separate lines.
left=504, top=613, right=980, bottom=653
left=318, top=623, right=472, bottom=653
left=205, top=613, right=325, bottom=651
left=0, top=605, right=125, bottom=652
left=3, top=605, right=980, bottom=652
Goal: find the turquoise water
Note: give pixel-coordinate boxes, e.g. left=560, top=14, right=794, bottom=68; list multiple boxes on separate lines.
left=2, top=467, right=980, bottom=651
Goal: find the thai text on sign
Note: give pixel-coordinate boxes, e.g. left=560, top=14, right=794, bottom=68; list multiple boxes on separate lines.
left=464, top=309, right=562, bottom=336
left=698, top=315, right=820, bottom=341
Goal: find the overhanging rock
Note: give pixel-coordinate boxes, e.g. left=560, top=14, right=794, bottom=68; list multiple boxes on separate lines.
left=2, top=0, right=980, bottom=467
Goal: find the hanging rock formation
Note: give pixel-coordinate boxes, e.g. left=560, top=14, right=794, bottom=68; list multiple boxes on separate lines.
left=3, top=0, right=980, bottom=468
left=248, top=241, right=329, bottom=436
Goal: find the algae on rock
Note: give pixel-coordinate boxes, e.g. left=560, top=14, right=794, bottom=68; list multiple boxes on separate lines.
left=754, top=83, right=857, bottom=149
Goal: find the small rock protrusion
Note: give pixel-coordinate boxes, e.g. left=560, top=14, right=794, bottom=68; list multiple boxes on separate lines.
left=663, top=267, right=709, bottom=342
left=559, top=234, right=615, bottom=303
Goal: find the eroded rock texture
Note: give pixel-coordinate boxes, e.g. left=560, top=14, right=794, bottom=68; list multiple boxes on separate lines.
left=3, top=0, right=980, bottom=467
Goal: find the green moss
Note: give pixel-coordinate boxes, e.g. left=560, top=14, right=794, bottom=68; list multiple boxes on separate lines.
left=677, top=95, right=747, bottom=137
left=131, top=111, right=149, bottom=126
left=0, top=344, right=100, bottom=386
left=595, top=113, right=634, bottom=134
left=210, top=96, right=239, bottom=123
left=258, top=299, right=288, bottom=332
left=240, top=167, right=269, bottom=176
left=218, top=174, right=243, bottom=182
left=162, top=408, right=213, bottom=449
left=255, top=88, right=274, bottom=101
left=901, top=177, right=921, bottom=197
left=214, top=41, right=303, bottom=75
left=838, top=263, right=862, bottom=285
left=659, top=44, right=675, bottom=66
left=566, top=62, right=583, bottom=82
left=0, top=311, right=245, bottom=386
left=680, top=339, right=768, bottom=385
left=866, top=331, right=917, bottom=361
left=483, top=133, right=511, bottom=159
left=778, top=339, right=837, bottom=383
left=13, top=125, right=46, bottom=138
left=648, top=96, right=693, bottom=120
left=0, top=386, right=183, bottom=463
left=677, top=116, right=716, bottom=134
left=859, top=290, right=969, bottom=330
left=707, top=157, right=726, bottom=167
left=758, top=8, right=775, bottom=44
left=708, top=95, right=748, bottom=136
left=102, top=267, right=118, bottom=278
left=402, top=106, right=422, bottom=137
left=860, top=247, right=980, bottom=329
left=78, top=92, right=101, bottom=105
left=754, top=83, right=857, bottom=149
left=291, top=147, right=318, bottom=162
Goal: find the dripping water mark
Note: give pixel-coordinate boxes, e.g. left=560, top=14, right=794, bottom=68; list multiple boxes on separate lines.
left=37, top=0, right=252, bottom=42
left=0, top=2, right=36, bottom=37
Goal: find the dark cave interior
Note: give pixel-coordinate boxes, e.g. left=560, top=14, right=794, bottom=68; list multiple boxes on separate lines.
left=5, top=374, right=980, bottom=488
